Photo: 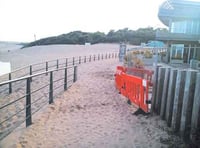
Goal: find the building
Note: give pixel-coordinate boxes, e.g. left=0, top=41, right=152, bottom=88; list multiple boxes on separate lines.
left=156, top=0, right=200, bottom=64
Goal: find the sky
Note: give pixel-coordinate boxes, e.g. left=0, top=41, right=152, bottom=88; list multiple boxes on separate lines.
left=0, top=0, right=177, bottom=42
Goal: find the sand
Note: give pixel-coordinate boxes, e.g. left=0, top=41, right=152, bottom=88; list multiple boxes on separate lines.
left=0, top=61, right=186, bottom=147
left=0, top=44, right=186, bottom=147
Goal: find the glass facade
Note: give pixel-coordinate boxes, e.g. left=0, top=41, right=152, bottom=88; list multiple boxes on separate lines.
left=157, top=0, right=200, bottom=63
left=170, top=20, right=200, bottom=34
left=171, top=44, right=184, bottom=59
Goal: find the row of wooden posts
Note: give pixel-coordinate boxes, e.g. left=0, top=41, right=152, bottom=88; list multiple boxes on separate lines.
left=151, top=66, right=200, bottom=144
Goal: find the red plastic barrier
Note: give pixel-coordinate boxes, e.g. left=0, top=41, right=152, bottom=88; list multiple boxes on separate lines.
left=115, top=66, right=152, bottom=113
left=126, top=67, right=154, bottom=86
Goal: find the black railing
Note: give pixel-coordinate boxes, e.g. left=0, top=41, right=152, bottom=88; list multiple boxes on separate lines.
left=0, top=52, right=118, bottom=140
left=0, top=52, right=118, bottom=94
left=0, top=66, right=77, bottom=140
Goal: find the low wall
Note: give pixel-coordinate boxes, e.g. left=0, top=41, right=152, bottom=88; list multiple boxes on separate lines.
left=152, top=66, right=200, bottom=146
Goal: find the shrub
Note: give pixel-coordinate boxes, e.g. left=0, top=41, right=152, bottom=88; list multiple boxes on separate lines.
left=144, top=50, right=153, bottom=58
left=124, top=52, right=144, bottom=68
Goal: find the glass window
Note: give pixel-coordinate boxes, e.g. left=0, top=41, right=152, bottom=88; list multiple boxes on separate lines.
left=170, top=20, right=200, bottom=35
left=171, top=44, right=184, bottom=60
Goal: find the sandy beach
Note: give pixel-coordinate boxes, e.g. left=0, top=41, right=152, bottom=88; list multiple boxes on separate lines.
left=0, top=44, right=186, bottom=147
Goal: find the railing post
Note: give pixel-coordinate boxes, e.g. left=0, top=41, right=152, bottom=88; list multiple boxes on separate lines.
left=98, top=54, right=100, bottom=60
left=57, top=59, right=59, bottom=69
left=26, top=77, right=32, bottom=127
left=49, top=71, right=53, bottom=104
left=30, top=65, right=32, bottom=82
left=73, top=57, right=75, bottom=65
left=46, top=62, right=48, bottom=75
left=66, top=58, right=68, bottom=67
left=102, top=54, right=103, bottom=60
left=73, top=66, right=77, bottom=82
left=9, top=73, right=12, bottom=94
left=64, top=68, right=68, bottom=90
left=106, top=53, right=107, bottom=59
left=109, top=53, right=110, bottom=59
left=84, top=56, right=86, bottom=63
left=89, top=55, right=91, bottom=62
left=94, top=55, right=95, bottom=61
left=79, top=56, right=81, bottom=64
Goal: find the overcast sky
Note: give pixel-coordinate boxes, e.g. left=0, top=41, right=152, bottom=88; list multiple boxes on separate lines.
left=0, top=0, right=185, bottom=42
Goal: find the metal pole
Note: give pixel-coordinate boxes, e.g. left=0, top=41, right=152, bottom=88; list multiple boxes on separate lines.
left=79, top=56, right=81, bottom=64
left=57, top=59, right=59, bottom=69
left=49, top=71, right=53, bottom=104
left=73, top=57, right=75, bottom=65
left=26, top=77, right=32, bottom=127
left=46, top=62, right=48, bottom=75
left=64, top=68, right=67, bottom=90
left=73, top=66, right=77, bottom=82
left=155, top=48, right=158, bottom=68
left=66, top=58, right=68, bottom=67
left=30, top=65, right=32, bottom=81
left=9, top=73, right=12, bottom=94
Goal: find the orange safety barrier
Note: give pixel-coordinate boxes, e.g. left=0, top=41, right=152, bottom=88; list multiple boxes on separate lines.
left=115, top=66, right=153, bottom=113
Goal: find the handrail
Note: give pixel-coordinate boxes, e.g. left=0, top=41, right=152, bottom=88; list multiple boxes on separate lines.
left=0, top=52, right=118, bottom=94
left=0, top=52, right=118, bottom=140
left=0, top=52, right=118, bottom=79
left=0, top=65, right=77, bottom=140
left=0, top=66, right=73, bottom=86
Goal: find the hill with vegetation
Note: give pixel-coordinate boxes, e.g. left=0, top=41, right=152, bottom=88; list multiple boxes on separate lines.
left=23, top=27, right=167, bottom=48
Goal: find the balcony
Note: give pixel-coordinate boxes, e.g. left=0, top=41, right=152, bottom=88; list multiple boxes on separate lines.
left=156, top=31, right=200, bottom=42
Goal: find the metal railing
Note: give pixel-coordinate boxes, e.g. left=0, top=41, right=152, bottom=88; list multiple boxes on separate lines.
left=0, top=66, right=77, bottom=140
left=0, top=52, right=118, bottom=140
left=0, top=52, right=118, bottom=94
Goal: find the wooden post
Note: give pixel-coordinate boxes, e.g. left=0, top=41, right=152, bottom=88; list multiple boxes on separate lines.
left=171, top=70, right=186, bottom=132
left=155, top=67, right=165, bottom=114
left=180, top=70, right=197, bottom=139
left=165, top=68, right=178, bottom=126
left=151, top=66, right=160, bottom=113
left=191, top=73, right=200, bottom=144
left=160, top=67, right=170, bottom=119
left=26, top=77, right=32, bottom=127
left=49, top=71, right=53, bottom=104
